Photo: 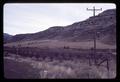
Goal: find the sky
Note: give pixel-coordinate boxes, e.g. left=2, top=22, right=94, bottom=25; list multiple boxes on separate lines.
left=4, top=3, right=116, bottom=35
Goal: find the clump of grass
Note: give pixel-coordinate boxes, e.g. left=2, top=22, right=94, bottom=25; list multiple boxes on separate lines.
left=74, top=66, right=101, bottom=79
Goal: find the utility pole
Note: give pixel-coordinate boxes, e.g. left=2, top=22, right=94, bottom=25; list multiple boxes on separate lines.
left=87, top=6, right=102, bottom=65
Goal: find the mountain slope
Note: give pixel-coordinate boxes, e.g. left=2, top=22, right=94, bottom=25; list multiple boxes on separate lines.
left=4, top=33, right=13, bottom=43
left=4, top=9, right=116, bottom=45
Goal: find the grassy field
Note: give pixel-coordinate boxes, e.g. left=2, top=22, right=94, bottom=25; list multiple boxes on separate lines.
left=4, top=40, right=116, bottom=79
left=4, top=53, right=116, bottom=79
left=4, top=40, right=116, bottom=49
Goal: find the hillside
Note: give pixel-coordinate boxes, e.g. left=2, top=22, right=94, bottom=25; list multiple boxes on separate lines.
left=4, top=9, right=116, bottom=45
left=4, top=33, right=13, bottom=43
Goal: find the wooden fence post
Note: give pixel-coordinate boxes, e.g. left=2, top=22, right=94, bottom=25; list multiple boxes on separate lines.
left=107, top=58, right=109, bottom=78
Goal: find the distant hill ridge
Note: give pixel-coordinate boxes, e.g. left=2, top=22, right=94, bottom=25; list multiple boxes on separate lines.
left=4, top=33, right=13, bottom=43
left=4, top=9, right=116, bottom=45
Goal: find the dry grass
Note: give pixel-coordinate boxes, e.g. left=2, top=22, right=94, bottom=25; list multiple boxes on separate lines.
left=4, top=40, right=116, bottom=49
left=4, top=53, right=116, bottom=79
left=4, top=40, right=116, bottom=79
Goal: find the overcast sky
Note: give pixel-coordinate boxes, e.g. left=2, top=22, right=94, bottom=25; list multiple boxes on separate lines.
left=4, top=3, right=116, bottom=35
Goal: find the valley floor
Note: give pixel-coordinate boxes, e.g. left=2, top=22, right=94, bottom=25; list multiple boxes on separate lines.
left=4, top=40, right=116, bottom=79
left=4, top=40, right=116, bottom=49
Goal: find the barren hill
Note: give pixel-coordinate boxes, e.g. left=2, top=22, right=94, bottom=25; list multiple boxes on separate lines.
left=4, top=9, right=116, bottom=45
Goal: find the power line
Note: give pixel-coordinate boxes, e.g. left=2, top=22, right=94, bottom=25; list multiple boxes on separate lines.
left=86, top=6, right=102, bottom=65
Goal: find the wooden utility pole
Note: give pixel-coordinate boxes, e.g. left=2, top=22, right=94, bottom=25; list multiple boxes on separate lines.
left=87, top=6, right=102, bottom=65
